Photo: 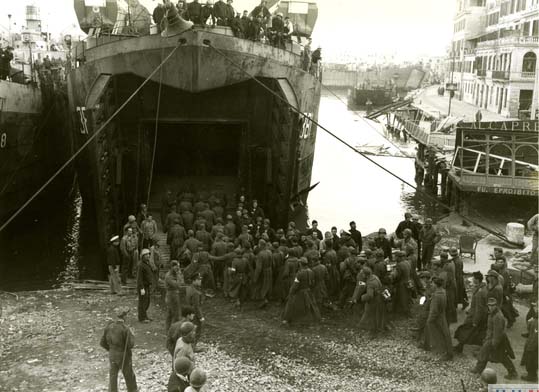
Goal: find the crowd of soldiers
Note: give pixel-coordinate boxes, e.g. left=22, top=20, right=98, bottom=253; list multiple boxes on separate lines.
left=153, top=0, right=296, bottom=47
left=103, top=190, right=538, bottom=391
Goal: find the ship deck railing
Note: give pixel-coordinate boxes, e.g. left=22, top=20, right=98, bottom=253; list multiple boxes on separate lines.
left=72, top=25, right=308, bottom=69
left=449, top=145, right=539, bottom=193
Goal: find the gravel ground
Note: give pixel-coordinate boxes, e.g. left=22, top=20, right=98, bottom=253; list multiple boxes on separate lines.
left=0, top=288, right=488, bottom=392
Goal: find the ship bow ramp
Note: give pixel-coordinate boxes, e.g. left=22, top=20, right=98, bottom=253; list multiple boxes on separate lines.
left=68, top=28, right=321, bottom=244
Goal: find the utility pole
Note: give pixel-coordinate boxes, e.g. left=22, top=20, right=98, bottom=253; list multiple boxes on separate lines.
left=448, top=51, right=455, bottom=116
left=7, top=14, right=12, bottom=46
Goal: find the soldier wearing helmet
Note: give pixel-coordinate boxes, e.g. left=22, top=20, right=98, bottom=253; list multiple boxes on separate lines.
left=100, top=307, right=138, bottom=392
left=186, top=368, right=207, bottom=392
left=168, top=356, right=193, bottom=392
left=472, top=297, right=517, bottom=380
left=419, top=218, right=440, bottom=270
left=480, top=368, right=497, bottom=389
left=374, top=228, right=392, bottom=261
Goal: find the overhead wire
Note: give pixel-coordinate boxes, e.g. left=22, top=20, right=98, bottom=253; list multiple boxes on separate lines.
left=146, top=47, right=165, bottom=208
left=204, top=41, right=516, bottom=245
left=0, top=40, right=183, bottom=233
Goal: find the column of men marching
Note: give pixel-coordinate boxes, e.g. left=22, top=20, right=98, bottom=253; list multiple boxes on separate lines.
left=100, top=189, right=538, bottom=391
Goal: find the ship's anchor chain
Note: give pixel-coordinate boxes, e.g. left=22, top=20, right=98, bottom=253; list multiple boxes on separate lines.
left=202, top=41, right=518, bottom=246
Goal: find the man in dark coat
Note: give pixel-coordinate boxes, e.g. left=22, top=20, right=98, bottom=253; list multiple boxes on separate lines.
left=472, top=298, right=517, bottom=380
left=450, top=247, right=468, bottom=309
left=165, top=261, right=182, bottom=333
left=153, top=3, right=166, bottom=32
left=166, top=207, right=183, bottom=233
left=250, top=0, right=270, bottom=21
left=441, top=252, right=457, bottom=324
left=223, top=215, right=236, bottom=240
left=282, top=258, right=320, bottom=324
left=392, top=251, right=412, bottom=317
left=271, top=13, right=285, bottom=48
left=0, top=46, right=13, bottom=80
left=411, top=215, right=423, bottom=265
left=229, top=253, right=252, bottom=307
left=186, top=0, right=203, bottom=24
left=374, top=228, right=392, bottom=260
left=137, top=249, right=154, bottom=322
left=311, top=256, right=328, bottom=307
left=493, top=256, right=518, bottom=328
left=454, top=271, right=488, bottom=353
left=349, top=221, right=363, bottom=252
left=338, top=250, right=359, bottom=307
left=185, top=274, right=205, bottom=345
left=201, top=0, right=215, bottom=26
left=168, top=356, right=192, bottom=392
left=225, top=0, right=235, bottom=25
left=419, top=218, right=440, bottom=269
left=486, top=269, right=504, bottom=307
left=195, top=223, right=213, bottom=251
left=521, top=306, right=538, bottom=382
left=354, top=266, right=387, bottom=336
left=323, top=243, right=340, bottom=300
left=306, top=220, right=323, bottom=243
left=181, top=208, right=195, bottom=232
left=168, top=218, right=187, bottom=261
left=213, top=0, right=228, bottom=25
left=253, top=239, right=273, bottom=307
left=100, top=307, right=138, bottom=392
left=162, top=190, right=176, bottom=229
left=395, top=212, right=417, bottom=239
left=271, top=242, right=286, bottom=302
left=428, top=276, right=453, bottom=360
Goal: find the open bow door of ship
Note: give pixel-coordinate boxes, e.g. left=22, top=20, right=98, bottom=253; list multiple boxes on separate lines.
left=143, top=119, right=247, bottom=217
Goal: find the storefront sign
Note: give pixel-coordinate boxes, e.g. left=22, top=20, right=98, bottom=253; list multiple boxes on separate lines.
left=459, top=120, right=539, bottom=132
left=475, top=185, right=538, bottom=196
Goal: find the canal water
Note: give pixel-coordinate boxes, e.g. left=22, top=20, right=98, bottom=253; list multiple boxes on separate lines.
left=1, top=90, right=529, bottom=291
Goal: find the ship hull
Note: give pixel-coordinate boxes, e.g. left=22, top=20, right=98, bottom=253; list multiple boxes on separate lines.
left=0, top=81, right=73, bottom=223
left=68, top=29, right=321, bottom=249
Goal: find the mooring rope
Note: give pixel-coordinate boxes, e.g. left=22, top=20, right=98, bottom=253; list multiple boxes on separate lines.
left=204, top=41, right=516, bottom=245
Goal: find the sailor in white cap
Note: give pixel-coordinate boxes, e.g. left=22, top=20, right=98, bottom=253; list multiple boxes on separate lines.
left=107, top=235, right=122, bottom=294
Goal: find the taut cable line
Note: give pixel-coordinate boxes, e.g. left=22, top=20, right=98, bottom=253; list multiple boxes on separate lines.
left=204, top=41, right=515, bottom=245
left=0, top=41, right=183, bottom=233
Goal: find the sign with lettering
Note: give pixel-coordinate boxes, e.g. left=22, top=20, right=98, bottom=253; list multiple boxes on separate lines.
left=459, top=120, right=539, bottom=132
left=474, top=185, right=538, bottom=196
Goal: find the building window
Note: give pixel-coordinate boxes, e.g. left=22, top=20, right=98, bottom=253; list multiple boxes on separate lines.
left=522, top=52, right=537, bottom=73
left=504, top=88, right=508, bottom=107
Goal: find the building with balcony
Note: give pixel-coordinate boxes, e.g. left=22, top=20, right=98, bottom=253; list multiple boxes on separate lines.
left=447, top=0, right=538, bottom=118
